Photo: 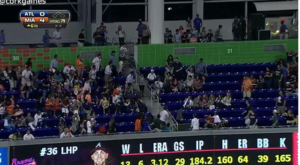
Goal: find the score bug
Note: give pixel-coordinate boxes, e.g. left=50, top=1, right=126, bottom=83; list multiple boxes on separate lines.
left=19, top=10, right=70, bottom=28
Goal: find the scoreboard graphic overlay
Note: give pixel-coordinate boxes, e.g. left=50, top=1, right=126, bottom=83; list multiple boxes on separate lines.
left=19, top=10, right=70, bottom=28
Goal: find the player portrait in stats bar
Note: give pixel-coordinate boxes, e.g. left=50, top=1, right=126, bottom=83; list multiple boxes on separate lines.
left=19, top=10, right=70, bottom=28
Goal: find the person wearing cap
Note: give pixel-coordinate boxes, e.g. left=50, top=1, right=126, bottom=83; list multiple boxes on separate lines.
left=91, top=145, right=109, bottom=165
left=53, top=27, right=62, bottom=47
left=279, top=18, right=288, bottom=40
left=270, top=110, right=279, bottom=127
left=214, top=25, right=223, bottom=42
left=63, top=62, right=76, bottom=81
left=193, top=14, right=202, bottom=34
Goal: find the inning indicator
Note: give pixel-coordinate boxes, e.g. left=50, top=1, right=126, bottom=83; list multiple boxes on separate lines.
left=19, top=10, right=70, bottom=28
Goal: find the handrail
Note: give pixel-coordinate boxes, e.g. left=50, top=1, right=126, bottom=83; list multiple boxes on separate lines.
left=4, top=39, right=77, bottom=45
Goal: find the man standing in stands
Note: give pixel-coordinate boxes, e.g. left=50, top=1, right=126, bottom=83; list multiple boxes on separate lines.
left=78, top=29, right=85, bottom=47
left=193, top=14, right=202, bottom=34
left=53, top=28, right=61, bottom=47
left=279, top=18, right=288, bottom=40
left=136, top=19, right=145, bottom=44
left=232, top=18, right=242, bottom=41
left=195, top=58, right=207, bottom=82
left=43, top=29, right=51, bottom=48
left=94, top=28, right=102, bottom=46
left=92, top=53, right=102, bottom=75
left=0, top=30, right=5, bottom=49
left=50, top=55, right=58, bottom=73
left=173, top=57, right=183, bottom=81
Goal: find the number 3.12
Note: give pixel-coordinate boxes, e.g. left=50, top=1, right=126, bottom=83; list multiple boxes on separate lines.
left=227, top=49, right=232, bottom=53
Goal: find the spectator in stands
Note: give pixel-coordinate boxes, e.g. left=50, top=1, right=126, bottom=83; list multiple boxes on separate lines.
left=42, top=29, right=52, bottom=48
left=153, top=78, right=164, bottom=101
left=284, top=110, right=297, bottom=125
left=53, top=28, right=61, bottom=47
left=134, top=114, right=142, bottom=131
left=171, top=79, right=179, bottom=92
left=242, top=75, right=252, bottom=99
left=99, top=26, right=106, bottom=45
left=25, top=58, right=32, bottom=68
left=204, top=114, right=214, bottom=128
left=178, top=26, right=185, bottom=36
left=142, top=26, right=151, bottom=44
left=93, top=28, right=102, bottom=46
left=61, top=96, right=70, bottom=117
left=60, top=128, right=74, bottom=138
left=21, top=66, right=33, bottom=90
left=107, top=117, right=115, bottom=133
left=10, top=66, right=18, bottom=90
left=76, top=55, right=84, bottom=79
left=193, top=76, right=203, bottom=91
left=199, top=27, right=207, bottom=42
left=193, top=14, right=202, bottom=33
left=25, top=113, right=35, bottom=131
left=173, top=29, right=181, bottom=43
left=0, top=103, right=5, bottom=119
left=275, top=55, right=285, bottom=66
left=159, top=108, right=169, bottom=124
left=99, top=96, right=109, bottom=114
left=104, top=62, right=113, bottom=84
left=4, top=116, right=15, bottom=130
left=109, top=51, right=118, bottom=74
left=89, top=65, right=97, bottom=87
left=164, top=28, right=173, bottom=43
left=221, top=92, right=232, bottom=107
left=34, top=111, right=45, bottom=128
left=183, top=96, right=193, bottom=109
left=245, top=109, right=257, bottom=128
left=147, top=69, right=157, bottom=85
left=215, top=95, right=223, bottom=108
left=186, top=17, right=192, bottom=32
left=195, top=58, right=207, bottom=82
left=193, top=95, right=203, bottom=108
left=286, top=51, right=294, bottom=68
left=3, top=67, right=14, bottom=91
left=202, top=94, right=209, bottom=109
left=257, top=75, right=264, bottom=89
left=63, top=62, right=76, bottom=81
left=276, top=91, right=286, bottom=115
left=181, top=32, right=189, bottom=43
left=50, top=55, right=58, bottom=73
left=148, top=114, right=163, bottom=132
left=206, top=29, right=213, bottom=42
left=173, top=57, right=183, bottom=81
left=263, top=67, right=273, bottom=89
left=270, top=110, right=279, bottom=127
left=116, top=25, right=126, bottom=46
left=23, top=130, right=35, bottom=140
left=190, top=114, right=199, bottom=131
left=9, top=131, right=17, bottom=141
left=78, top=29, right=85, bottom=47
left=232, top=18, right=242, bottom=41
left=79, top=120, right=87, bottom=135
left=136, top=19, right=145, bottom=44
left=0, top=30, right=5, bottom=49
left=208, top=94, right=215, bottom=110
left=214, top=25, right=223, bottom=42
left=213, top=111, right=221, bottom=127
left=92, top=53, right=102, bottom=75
left=279, top=19, right=288, bottom=40
left=280, top=64, right=288, bottom=88
left=184, top=75, right=193, bottom=92
left=285, top=82, right=295, bottom=98
left=186, top=66, right=195, bottom=79
left=165, top=54, right=174, bottom=74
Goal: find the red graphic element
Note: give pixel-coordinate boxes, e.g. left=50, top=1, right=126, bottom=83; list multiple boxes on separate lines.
left=44, top=67, right=50, bottom=71
left=43, top=56, right=50, bottom=60
left=121, top=147, right=288, bottom=156
left=16, top=49, right=23, bottom=53
left=23, top=49, right=30, bottom=53
left=43, top=48, right=50, bottom=53
left=17, top=61, right=23, bottom=66
left=292, top=132, right=297, bottom=165
left=29, top=48, right=36, bottom=53
left=0, top=58, right=3, bottom=61
left=31, top=57, right=37, bottom=61
left=58, top=59, right=64, bottom=63
left=0, top=49, right=9, bottom=53
left=37, top=63, right=43, bottom=67
left=23, top=53, right=30, bottom=57
left=2, top=53, right=10, bottom=57
left=70, top=47, right=77, bottom=52
left=37, top=53, right=44, bottom=56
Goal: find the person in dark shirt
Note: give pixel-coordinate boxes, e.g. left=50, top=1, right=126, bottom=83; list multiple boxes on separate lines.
left=232, top=18, right=242, bottom=41
left=25, top=58, right=32, bottom=68
left=42, top=77, right=50, bottom=98
left=148, top=114, right=164, bottom=132
left=284, top=82, right=294, bottom=97
left=93, top=28, right=102, bottom=46
left=206, top=29, right=213, bottom=42
left=173, top=57, right=183, bottom=81
left=78, top=29, right=85, bottom=47
left=279, top=19, right=287, bottom=40
left=181, top=32, right=189, bottom=43
left=286, top=51, right=294, bottom=68
left=274, top=65, right=283, bottom=89
left=275, top=55, right=285, bottom=66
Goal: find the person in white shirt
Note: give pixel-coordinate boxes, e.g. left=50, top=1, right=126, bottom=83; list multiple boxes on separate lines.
left=92, top=53, right=102, bottom=72
left=0, top=104, right=5, bottom=119
left=159, top=108, right=169, bottom=123
left=183, top=96, right=193, bottom=109
left=147, top=69, right=157, bottom=84
left=104, top=62, right=113, bottom=83
left=191, top=114, right=199, bottom=130
left=34, top=111, right=45, bottom=127
left=89, top=65, right=97, bottom=87
left=23, top=130, right=35, bottom=140
left=83, top=80, right=91, bottom=93
left=152, top=78, right=164, bottom=100
left=116, top=25, right=126, bottom=46
left=53, top=28, right=61, bottom=47
left=60, top=128, right=74, bottom=138
left=21, top=66, right=33, bottom=88
left=86, top=118, right=96, bottom=134
left=126, top=71, right=135, bottom=85
left=63, top=63, right=76, bottom=80
left=221, top=92, right=232, bottom=107
left=184, top=75, right=194, bottom=92
left=213, top=111, right=221, bottom=127
left=119, top=44, right=128, bottom=61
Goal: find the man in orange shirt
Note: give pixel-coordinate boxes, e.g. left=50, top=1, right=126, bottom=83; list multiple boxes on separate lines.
left=76, top=55, right=84, bottom=79
left=53, top=96, right=61, bottom=116
left=242, top=75, right=252, bottom=99
left=45, top=96, right=53, bottom=117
